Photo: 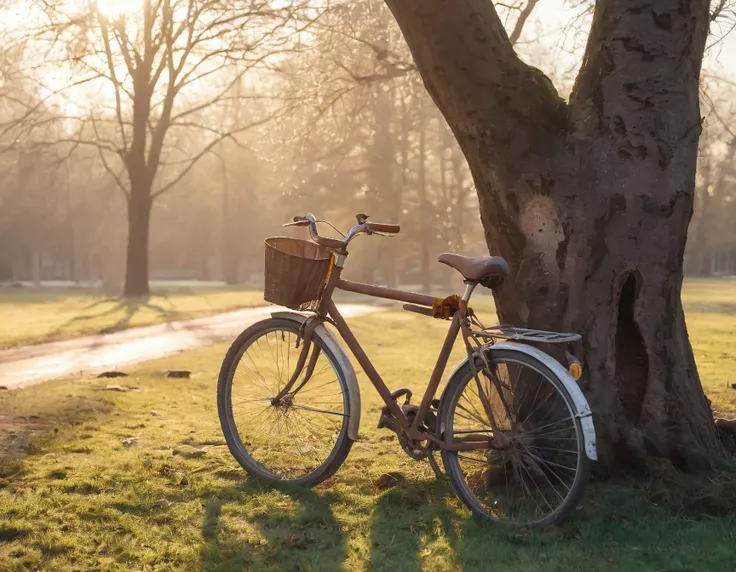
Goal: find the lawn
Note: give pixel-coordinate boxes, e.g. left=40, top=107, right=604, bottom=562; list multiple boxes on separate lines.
left=0, top=280, right=734, bottom=571
left=0, top=288, right=265, bottom=349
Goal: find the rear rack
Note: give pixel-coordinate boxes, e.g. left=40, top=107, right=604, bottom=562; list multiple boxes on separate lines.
left=473, top=325, right=582, bottom=344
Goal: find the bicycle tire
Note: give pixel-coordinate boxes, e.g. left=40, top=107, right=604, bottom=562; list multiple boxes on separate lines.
left=438, top=347, right=590, bottom=527
left=217, top=317, right=354, bottom=487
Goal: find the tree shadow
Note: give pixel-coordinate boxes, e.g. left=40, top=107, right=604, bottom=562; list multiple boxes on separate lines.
left=199, top=479, right=347, bottom=572
left=42, top=297, right=178, bottom=341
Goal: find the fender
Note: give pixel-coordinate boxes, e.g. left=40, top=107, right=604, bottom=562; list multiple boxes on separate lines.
left=442, top=341, right=598, bottom=461
left=272, top=312, right=361, bottom=441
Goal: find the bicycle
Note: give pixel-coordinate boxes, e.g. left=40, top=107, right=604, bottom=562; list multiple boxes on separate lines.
left=217, top=213, right=597, bottom=527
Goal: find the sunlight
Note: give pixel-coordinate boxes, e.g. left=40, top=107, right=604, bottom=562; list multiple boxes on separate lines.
left=96, top=0, right=142, bottom=18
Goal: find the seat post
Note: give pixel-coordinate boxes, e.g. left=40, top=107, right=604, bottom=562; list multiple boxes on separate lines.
left=461, top=281, right=477, bottom=303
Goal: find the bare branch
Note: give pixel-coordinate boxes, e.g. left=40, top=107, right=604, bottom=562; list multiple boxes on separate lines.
left=508, top=0, right=540, bottom=46
left=152, top=114, right=275, bottom=198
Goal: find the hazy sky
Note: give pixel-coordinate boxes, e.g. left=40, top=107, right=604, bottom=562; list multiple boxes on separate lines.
left=520, top=0, right=736, bottom=89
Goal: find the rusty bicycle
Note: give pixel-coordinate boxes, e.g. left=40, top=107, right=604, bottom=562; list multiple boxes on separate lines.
left=217, top=213, right=597, bottom=526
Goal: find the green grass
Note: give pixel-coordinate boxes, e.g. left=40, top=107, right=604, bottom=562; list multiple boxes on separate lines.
left=682, top=279, right=736, bottom=419
left=0, top=290, right=734, bottom=571
left=0, top=288, right=265, bottom=349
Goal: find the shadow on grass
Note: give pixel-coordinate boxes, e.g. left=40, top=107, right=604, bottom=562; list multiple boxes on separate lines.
left=368, top=478, right=459, bottom=572
left=363, top=462, right=736, bottom=572
left=42, top=296, right=177, bottom=341
left=0, top=393, right=117, bottom=482
left=199, top=479, right=346, bottom=572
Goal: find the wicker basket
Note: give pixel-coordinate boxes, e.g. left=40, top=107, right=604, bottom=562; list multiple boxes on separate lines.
left=264, top=237, right=333, bottom=311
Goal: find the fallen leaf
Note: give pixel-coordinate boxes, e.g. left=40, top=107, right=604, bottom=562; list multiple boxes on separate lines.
left=166, top=370, right=191, bottom=379
left=374, top=472, right=405, bottom=491
left=284, top=532, right=315, bottom=550
left=98, top=371, right=128, bottom=378
left=220, top=549, right=236, bottom=559
left=122, top=437, right=139, bottom=447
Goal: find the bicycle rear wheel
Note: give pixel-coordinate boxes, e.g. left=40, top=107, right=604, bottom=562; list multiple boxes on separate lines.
left=217, top=317, right=353, bottom=487
left=439, top=348, right=590, bottom=526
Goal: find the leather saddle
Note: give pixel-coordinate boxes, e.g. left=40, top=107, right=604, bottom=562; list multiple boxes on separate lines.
left=438, top=253, right=509, bottom=288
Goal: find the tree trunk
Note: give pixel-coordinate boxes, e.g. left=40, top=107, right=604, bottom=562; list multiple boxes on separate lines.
left=123, top=187, right=152, bottom=298
left=688, top=156, right=712, bottom=277
left=385, top=0, right=721, bottom=471
left=31, top=248, right=41, bottom=288
left=371, top=79, right=398, bottom=287
left=417, top=103, right=431, bottom=293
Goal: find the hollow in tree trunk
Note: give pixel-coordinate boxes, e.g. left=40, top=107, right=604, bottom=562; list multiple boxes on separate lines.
left=385, top=0, right=721, bottom=471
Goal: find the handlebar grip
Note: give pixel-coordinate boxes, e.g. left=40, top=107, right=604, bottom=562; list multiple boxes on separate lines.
left=366, top=222, right=401, bottom=234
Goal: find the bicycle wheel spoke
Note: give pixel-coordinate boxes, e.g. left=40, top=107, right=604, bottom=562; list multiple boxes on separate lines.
left=289, top=403, right=347, bottom=417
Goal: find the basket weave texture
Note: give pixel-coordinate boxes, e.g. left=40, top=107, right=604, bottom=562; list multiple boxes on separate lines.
left=264, top=237, right=333, bottom=311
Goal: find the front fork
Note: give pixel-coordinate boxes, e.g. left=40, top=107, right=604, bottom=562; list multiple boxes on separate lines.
left=272, top=316, right=323, bottom=403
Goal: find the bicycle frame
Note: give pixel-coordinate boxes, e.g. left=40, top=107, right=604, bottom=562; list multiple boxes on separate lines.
left=314, top=258, right=488, bottom=452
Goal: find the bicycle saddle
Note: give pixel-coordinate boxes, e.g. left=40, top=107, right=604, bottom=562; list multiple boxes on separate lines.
left=438, top=253, right=509, bottom=286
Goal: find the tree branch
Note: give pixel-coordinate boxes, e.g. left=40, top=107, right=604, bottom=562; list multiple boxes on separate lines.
left=151, top=114, right=274, bottom=198
left=508, top=0, right=540, bottom=45
left=383, top=0, right=566, bottom=167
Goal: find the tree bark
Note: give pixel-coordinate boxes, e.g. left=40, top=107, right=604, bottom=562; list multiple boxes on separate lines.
left=385, top=0, right=721, bottom=471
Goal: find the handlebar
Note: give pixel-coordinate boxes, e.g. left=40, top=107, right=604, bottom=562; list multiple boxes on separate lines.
left=285, top=213, right=400, bottom=252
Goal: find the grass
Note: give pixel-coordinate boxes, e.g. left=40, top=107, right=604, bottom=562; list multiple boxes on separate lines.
left=0, top=288, right=265, bottom=349
left=0, top=280, right=734, bottom=571
left=682, top=279, right=736, bottom=419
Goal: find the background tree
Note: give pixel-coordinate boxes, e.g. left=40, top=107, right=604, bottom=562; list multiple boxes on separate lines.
left=4, top=0, right=314, bottom=297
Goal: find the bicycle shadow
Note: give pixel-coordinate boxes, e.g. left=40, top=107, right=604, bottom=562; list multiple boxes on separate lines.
left=198, top=478, right=346, bottom=572
left=368, top=478, right=461, bottom=572
left=365, top=476, right=569, bottom=572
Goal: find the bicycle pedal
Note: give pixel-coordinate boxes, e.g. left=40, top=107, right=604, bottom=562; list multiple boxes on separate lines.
left=377, top=406, right=392, bottom=429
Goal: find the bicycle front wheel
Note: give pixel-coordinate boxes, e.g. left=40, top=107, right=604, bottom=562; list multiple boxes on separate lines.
left=439, top=348, right=590, bottom=527
left=217, top=317, right=354, bottom=487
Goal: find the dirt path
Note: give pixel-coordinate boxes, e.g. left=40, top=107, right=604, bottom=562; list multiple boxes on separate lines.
left=0, top=304, right=379, bottom=390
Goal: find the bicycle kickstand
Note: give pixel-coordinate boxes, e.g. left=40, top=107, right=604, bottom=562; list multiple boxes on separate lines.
left=427, top=453, right=444, bottom=480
